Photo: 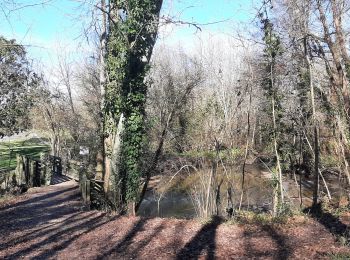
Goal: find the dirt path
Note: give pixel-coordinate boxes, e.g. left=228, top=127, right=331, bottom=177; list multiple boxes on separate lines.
left=0, top=179, right=350, bottom=259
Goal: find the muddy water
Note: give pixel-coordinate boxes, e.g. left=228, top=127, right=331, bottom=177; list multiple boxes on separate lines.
left=285, top=169, right=348, bottom=208
left=138, top=191, right=195, bottom=218
left=138, top=164, right=348, bottom=219
left=138, top=164, right=273, bottom=218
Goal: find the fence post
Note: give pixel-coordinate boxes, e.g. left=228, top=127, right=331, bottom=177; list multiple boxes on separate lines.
left=86, top=180, right=91, bottom=208
left=15, top=154, right=24, bottom=185
left=81, top=177, right=86, bottom=201
left=39, top=153, right=45, bottom=185
left=30, top=160, right=35, bottom=187
left=47, top=156, right=53, bottom=185
left=57, top=157, right=62, bottom=175
left=34, top=161, right=41, bottom=187
left=25, top=157, right=30, bottom=185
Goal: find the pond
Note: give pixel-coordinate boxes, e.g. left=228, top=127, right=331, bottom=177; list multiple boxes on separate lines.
left=138, top=190, right=195, bottom=218
left=138, top=164, right=273, bottom=218
left=138, top=163, right=349, bottom=219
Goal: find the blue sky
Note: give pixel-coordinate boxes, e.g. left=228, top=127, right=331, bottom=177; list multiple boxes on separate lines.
left=0, top=0, right=258, bottom=67
left=0, top=0, right=94, bottom=68
left=164, top=0, right=255, bottom=24
left=1, top=1, right=83, bottom=42
left=158, top=0, right=258, bottom=47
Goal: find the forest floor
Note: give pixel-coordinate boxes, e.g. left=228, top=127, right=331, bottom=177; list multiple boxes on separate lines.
left=1, top=179, right=350, bottom=259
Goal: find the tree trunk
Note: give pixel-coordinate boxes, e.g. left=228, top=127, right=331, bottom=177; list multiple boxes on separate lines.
left=106, top=0, right=163, bottom=213
left=299, top=134, right=303, bottom=208
left=304, top=35, right=320, bottom=208
left=317, top=0, right=350, bottom=120
left=331, top=0, right=350, bottom=66
left=312, top=126, right=319, bottom=207
left=272, top=96, right=284, bottom=204
left=104, top=114, right=124, bottom=196
left=97, top=0, right=107, bottom=181
left=239, top=85, right=252, bottom=211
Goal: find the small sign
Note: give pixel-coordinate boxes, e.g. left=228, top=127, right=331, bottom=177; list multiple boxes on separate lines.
left=79, top=146, right=89, bottom=155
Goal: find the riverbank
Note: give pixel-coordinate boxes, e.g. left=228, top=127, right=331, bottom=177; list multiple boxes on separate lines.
left=1, top=181, right=350, bottom=259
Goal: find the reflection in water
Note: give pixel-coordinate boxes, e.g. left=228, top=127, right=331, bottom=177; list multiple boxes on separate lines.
left=138, top=163, right=348, bottom=219
left=138, top=191, right=195, bottom=219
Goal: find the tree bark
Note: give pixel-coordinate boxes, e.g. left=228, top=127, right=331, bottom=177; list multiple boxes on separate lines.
left=96, top=0, right=107, bottom=181
left=104, top=114, right=124, bottom=194
left=317, top=0, right=350, bottom=119
left=239, top=84, right=252, bottom=211
left=312, top=126, right=319, bottom=207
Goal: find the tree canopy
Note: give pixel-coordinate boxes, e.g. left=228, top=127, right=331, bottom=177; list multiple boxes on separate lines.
left=0, top=36, right=40, bottom=137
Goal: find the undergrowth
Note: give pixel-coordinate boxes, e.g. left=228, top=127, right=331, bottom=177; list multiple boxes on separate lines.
left=226, top=211, right=287, bottom=225
left=328, top=252, right=350, bottom=260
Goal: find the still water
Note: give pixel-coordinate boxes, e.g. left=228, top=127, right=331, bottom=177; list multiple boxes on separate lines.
left=138, top=164, right=347, bottom=219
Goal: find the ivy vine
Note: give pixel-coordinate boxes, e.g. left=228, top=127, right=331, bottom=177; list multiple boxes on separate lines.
left=105, top=0, right=163, bottom=209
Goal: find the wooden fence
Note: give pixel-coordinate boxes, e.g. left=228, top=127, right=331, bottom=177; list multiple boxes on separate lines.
left=79, top=169, right=104, bottom=208
left=0, top=154, right=60, bottom=191
left=50, top=156, right=62, bottom=176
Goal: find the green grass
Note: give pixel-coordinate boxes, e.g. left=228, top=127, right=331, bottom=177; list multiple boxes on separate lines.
left=0, top=138, right=50, bottom=172
left=172, top=147, right=243, bottom=161
left=328, top=252, right=350, bottom=260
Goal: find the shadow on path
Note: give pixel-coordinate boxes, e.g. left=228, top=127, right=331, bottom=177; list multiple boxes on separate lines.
left=50, top=174, right=72, bottom=185
left=305, top=204, right=350, bottom=240
left=97, top=218, right=149, bottom=259
left=0, top=185, right=77, bottom=211
left=3, top=213, right=116, bottom=259
left=0, top=212, right=85, bottom=251
left=132, top=222, right=165, bottom=258
left=34, top=214, right=119, bottom=259
left=243, top=225, right=291, bottom=259
left=261, top=225, right=291, bottom=259
left=0, top=180, right=117, bottom=260
left=176, top=216, right=222, bottom=260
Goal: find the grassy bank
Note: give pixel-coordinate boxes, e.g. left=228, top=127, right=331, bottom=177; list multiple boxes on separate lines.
left=0, top=138, right=50, bottom=172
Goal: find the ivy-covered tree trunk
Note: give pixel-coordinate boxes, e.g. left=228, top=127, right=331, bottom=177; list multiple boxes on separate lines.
left=260, top=8, right=285, bottom=215
left=105, top=0, right=163, bottom=214
left=96, top=0, right=108, bottom=181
